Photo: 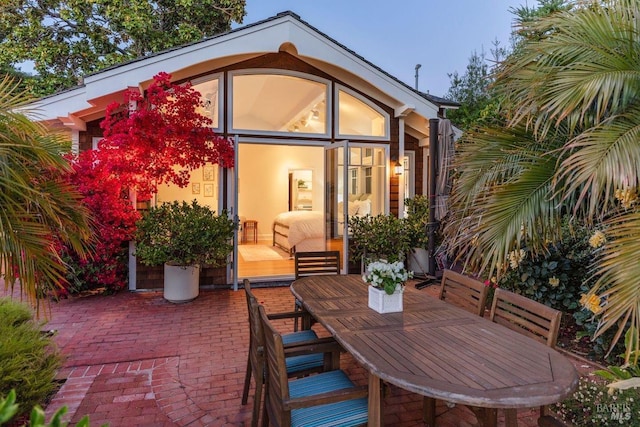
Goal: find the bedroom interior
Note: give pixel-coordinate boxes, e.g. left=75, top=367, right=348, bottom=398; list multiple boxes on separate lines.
left=236, top=142, right=386, bottom=279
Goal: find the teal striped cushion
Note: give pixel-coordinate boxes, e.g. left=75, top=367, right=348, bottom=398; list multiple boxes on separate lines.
left=282, top=330, right=323, bottom=374
left=289, top=370, right=368, bottom=427
left=286, top=353, right=324, bottom=373
left=282, top=329, right=318, bottom=345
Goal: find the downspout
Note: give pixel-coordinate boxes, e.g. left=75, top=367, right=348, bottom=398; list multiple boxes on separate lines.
left=427, top=118, right=439, bottom=277
left=398, top=118, right=405, bottom=216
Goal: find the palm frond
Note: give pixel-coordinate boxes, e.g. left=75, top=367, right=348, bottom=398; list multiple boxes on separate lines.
left=0, top=76, right=93, bottom=310
left=587, top=211, right=640, bottom=362
left=558, top=108, right=640, bottom=217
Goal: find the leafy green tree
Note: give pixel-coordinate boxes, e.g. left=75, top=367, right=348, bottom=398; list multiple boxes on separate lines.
left=0, top=76, right=92, bottom=310
left=445, top=0, right=640, bottom=362
left=0, top=0, right=246, bottom=96
left=445, top=50, right=494, bottom=130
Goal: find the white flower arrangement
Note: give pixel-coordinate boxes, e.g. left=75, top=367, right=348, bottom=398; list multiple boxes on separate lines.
left=363, top=260, right=412, bottom=295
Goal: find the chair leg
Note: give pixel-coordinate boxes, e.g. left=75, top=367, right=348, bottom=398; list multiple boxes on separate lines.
left=261, top=384, right=269, bottom=427
left=251, top=375, right=263, bottom=427
left=539, top=404, right=547, bottom=417
left=242, top=355, right=252, bottom=405
left=503, top=408, right=518, bottom=427
left=293, top=301, right=300, bottom=332
left=470, top=407, right=497, bottom=427
left=422, top=396, right=436, bottom=426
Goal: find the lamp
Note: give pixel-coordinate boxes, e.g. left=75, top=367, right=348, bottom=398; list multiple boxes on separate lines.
left=394, top=161, right=403, bottom=176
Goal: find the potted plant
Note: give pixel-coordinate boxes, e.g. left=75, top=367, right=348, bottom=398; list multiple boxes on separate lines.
left=363, top=259, right=412, bottom=313
left=348, top=213, right=412, bottom=271
left=404, top=195, right=430, bottom=276
left=134, top=200, right=235, bottom=302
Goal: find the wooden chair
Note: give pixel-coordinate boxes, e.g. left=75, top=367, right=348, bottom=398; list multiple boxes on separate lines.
left=293, top=251, right=340, bottom=331
left=490, top=288, right=562, bottom=347
left=489, top=288, right=563, bottom=425
left=241, top=279, right=341, bottom=427
left=438, top=269, right=489, bottom=316
left=258, top=304, right=368, bottom=427
left=424, top=271, right=490, bottom=425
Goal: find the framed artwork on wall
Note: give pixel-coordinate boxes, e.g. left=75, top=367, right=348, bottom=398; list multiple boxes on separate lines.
left=192, top=183, right=200, bottom=194
left=204, top=183, right=214, bottom=197
left=203, top=165, right=215, bottom=181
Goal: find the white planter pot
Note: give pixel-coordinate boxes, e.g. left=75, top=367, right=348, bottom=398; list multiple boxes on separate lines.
left=164, top=264, right=200, bottom=303
left=368, top=285, right=403, bottom=313
left=408, top=247, right=430, bottom=277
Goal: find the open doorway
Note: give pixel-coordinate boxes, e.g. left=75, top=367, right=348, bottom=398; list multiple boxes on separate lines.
left=237, top=143, right=325, bottom=280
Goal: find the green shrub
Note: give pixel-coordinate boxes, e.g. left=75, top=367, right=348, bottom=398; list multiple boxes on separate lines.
left=0, top=299, right=61, bottom=417
left=0, top=389, right=95, bottom=427
left=348, top=214, right=411, bottom=264
left=135, top=200, right=235, bottom=267
left=497, top=219, right=594, bottom=313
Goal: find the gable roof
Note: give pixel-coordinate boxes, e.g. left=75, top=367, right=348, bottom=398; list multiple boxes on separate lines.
left=31, top=10, right=458, bottom=132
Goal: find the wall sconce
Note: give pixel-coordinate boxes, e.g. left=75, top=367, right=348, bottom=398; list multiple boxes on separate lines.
left=394, top=161, right=403, bottom=176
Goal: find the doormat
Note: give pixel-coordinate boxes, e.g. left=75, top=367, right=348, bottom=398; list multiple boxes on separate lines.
left=238, top=245, right=290, bottom=262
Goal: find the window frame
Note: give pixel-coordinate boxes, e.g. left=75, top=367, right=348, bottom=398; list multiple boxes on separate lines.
left=228, top=69, right=332, bottom=137
left=191, top=73, right=224, bottom=133
left=335, top=84, right=390, bottom=141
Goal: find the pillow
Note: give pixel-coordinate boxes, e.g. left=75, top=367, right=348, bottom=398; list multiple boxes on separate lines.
left=359, top=193, right=371, bottom=201
left=358, top=199, right=371, bottom=216
left=348, top=194, right=359, bottom=202
left=348, top=201, right=360, bottom=217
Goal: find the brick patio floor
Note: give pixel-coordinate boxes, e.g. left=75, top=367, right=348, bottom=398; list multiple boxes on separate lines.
left=31, top=284, right=597, bottom=426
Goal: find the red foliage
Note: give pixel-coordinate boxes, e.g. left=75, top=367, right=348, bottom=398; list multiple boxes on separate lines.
left=99, top=72, right=234, bottom=199
left=63, top=149, right=140, bottom=291
left=60, top=72, right=234, bottom=291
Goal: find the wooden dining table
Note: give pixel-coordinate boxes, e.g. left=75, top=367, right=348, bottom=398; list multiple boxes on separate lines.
left=290, top=275, right=579, bottom=427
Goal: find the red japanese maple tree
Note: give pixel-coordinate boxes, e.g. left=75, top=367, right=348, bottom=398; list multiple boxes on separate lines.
left=99, top=71, right=234, bottom=199
left=63, top=72, right=234, bottom=291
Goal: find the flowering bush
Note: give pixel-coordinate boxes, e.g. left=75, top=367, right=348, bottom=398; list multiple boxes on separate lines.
left=552, top=377, right=640, bottom=426
left=497, top=220, right=594, bottom=313
left=363, top=260, right=412, bottom=295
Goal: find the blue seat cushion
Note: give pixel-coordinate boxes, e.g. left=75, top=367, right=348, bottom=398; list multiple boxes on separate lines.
left=289, top=370, right=368, bottom=427
left=282, top=329, right=318, bottom=345
left=282, top=329, right=324, bottom=374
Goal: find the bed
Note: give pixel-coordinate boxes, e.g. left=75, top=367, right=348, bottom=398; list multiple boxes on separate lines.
left=272, top=211, right=325, bottom=255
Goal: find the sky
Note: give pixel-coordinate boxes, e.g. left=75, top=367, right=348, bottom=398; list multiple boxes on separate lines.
left=240, top=0, right=530, bottom=97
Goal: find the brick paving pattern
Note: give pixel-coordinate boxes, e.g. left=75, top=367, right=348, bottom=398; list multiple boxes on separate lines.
left=25, top=284, right=594, bottom=426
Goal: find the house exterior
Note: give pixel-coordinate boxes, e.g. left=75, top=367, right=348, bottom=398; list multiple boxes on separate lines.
left=30, top=11, right=459, bottom=289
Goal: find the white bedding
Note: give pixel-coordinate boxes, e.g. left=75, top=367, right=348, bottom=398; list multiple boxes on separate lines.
left=273, top=210, right=324, bottom=248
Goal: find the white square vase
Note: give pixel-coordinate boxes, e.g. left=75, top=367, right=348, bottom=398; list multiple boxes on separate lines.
left=368, top=285, right=403, bottom=313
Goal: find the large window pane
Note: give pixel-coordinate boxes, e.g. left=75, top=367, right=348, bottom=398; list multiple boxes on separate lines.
left=338, top=90, right=388, bottom=138
left=192, top=77, right=220, bottom=129
left=232, top=73, right=328, bottom=134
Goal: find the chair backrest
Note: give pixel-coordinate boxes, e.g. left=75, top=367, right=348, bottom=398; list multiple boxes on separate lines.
left=489, top=288, right=562, bottom=348
left=258, top=304, right=291, bottom=427
left=294, top=251, right=340, bottom=279
left=438, top=269, right=489, bottom=317
left=244, top=279, right=265, bottom=381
